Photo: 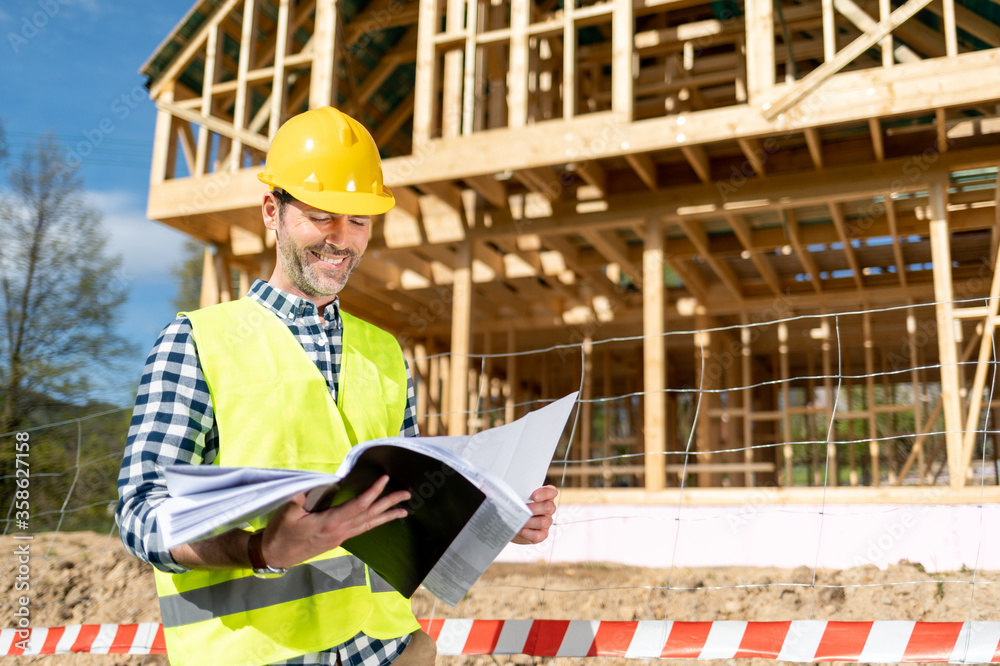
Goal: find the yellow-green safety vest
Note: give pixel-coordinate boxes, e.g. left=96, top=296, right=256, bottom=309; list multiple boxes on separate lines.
left=153, top=297, right=420, bottom=666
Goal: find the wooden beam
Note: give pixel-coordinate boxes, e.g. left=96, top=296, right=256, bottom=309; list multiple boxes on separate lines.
left=464, top=175, right=509, bottom=210
left=884, top=197, right=907, bottom=287
left=373, top=93, right=415, bottom=146
left=828, top=202, right=865, bottom=291
left=804, top=128, right=824, bottom=169
left=785, top=210, right=823, bottom=293
left=581, top=229, right=643, bottom=287
left=737, top=138, right=767, bottom=178
left=573, top=161, right=608, bottom=197
left=928, top=179, right=965, bottom=488
left=960, top=242, right=1000, bottom=467
left=869, top=118, right=885, bottom=162
left=680, top=145, right=712, bottom=184
left=833, top=0, right=921, bottom=63
left=625, top=153, right=658, bottom=190
left=382, top=49, right=1000, bottom=186
left=726, top=213, right=782, bottom=295
left=762, top=0, right=935, bottom=120
left=643, top=217, right=666, bottom=491
left=542, top=235, right=621, bottom=302
left=676, top=218, right=743, bottom=299
left=155, top=98, right=271, bottom=153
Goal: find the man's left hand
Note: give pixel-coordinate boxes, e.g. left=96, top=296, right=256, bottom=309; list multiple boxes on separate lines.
left=512, top=485, right=558, bottom=544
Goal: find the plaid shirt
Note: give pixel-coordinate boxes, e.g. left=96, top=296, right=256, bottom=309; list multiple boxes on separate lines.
left=116, top=279, right=418, bottom=666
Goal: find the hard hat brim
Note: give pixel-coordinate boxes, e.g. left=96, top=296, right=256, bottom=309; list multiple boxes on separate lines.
left=258, top=173, right=395, bottom=216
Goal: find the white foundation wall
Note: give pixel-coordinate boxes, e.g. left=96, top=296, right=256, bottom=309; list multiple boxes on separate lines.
left=496, top=504, right=1000, bottom=572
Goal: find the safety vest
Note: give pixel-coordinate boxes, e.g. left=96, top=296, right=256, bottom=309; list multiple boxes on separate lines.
left=154, top=298, right=420, bottom=666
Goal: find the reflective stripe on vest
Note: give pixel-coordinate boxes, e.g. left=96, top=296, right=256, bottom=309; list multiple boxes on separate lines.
left=154, top=298, right=420, bottom=666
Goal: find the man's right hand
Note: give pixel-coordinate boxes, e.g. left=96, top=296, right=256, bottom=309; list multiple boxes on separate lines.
left=260, top=475, right=410, bottom=569
left=168, top=475, right=409, bottom=571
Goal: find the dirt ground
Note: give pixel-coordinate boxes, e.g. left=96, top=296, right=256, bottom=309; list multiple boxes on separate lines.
left=3, top=531, right=997, bottom=665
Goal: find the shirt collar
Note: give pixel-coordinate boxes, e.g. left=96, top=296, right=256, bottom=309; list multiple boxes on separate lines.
left=247, top=279, right=342, bottom=327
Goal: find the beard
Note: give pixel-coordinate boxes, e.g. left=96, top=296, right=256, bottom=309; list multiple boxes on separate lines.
left=275, top=214, right=362, bottom=297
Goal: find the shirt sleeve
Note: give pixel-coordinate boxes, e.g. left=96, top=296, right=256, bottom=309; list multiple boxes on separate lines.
left=399, top=358, right=420, bottom=438
left=116, top=317, right=217, bottom=574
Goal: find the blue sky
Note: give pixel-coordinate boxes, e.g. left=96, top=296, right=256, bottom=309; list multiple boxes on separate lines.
left=2, top=0, right=197, bottom=406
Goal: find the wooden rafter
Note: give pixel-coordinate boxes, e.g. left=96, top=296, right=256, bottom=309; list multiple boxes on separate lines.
left=726, top=213, right=783, bottom=296
left=676, top=218, right=743, bottom=299
left=784, top=210, right=823, bottom=293
left=828, top=202, right=865, bottom=291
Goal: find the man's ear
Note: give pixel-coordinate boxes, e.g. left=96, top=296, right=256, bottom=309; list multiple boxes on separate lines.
left=262, top=192, right=279, bottom=231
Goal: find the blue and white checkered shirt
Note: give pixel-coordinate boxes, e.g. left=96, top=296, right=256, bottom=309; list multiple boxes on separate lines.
left=116, top=279, right=418, bottom=666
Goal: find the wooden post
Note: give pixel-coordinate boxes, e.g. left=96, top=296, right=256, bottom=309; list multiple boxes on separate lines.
left=310, top=0, right=338, bottom=108
left=449, top=240, right=472, bottom=435
left=741, top=316, right=755, bottom=487
left=929, top=178, right=965, bottom=488
left=611, top=0, right=633, bottom=123
left=562, top=0, right=576, bottom=120
left=864, top=311, right=880, bottom=485
left=745, top=0, right=775, bottom=104
left=413, top=0, right=439, bottom=145
left=845, top=346, right=858, bottom=486
left=582, top=336, right=594, bottom=488
left=822, top=0, right=836, bottom=62
left=150, top=83, right=176, bottom=185
left=879, top=0, right=893, bottom=68
left=908, top=307, right=924, bottom=483
left=942, top=0, right=958, bottom=56
left=643, top=218, right=666, bottom=491
left=808, top=352, right=819, bottom=485
left=428, top=339, right=441, bottom=435
left=505, top=329, right=517, bottom=424
left=508, top=0, right=529, bottom=128
left=603, top=349, right=612, bottom=487
left=443, top=0, right=465, bottom=138
left=232, top=0, right=257, bottom=165
left=195, top=26, right=221, bottom=176
left=822, top=317, right=837, bottom=485
left=415, top=342, right=430, bottom=435
left=269, top=0, right=291, bottom=138
left=779, top=322, right=793, bottom=487
left=461, top=0, right=479, bottom=136
left=200, top=246, right=219, bottom=308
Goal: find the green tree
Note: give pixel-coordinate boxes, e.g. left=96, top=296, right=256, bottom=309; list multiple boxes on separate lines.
left=171, top=239, right=205, bottom=313
left=0, top=129, right=134, bottom=436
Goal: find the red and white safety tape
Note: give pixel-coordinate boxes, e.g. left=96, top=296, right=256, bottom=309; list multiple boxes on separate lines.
left=4, top=620, right=1000, bottom=661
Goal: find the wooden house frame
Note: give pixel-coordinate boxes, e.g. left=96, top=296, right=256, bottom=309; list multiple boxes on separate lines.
left=141, top=0, right=1000, bottom=499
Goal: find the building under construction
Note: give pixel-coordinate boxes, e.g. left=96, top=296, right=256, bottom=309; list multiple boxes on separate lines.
left=140, top=0, right=1000, bottom=500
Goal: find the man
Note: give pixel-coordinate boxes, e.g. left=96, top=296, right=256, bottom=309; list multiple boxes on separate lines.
left=116, top=106, right=558, bottom=666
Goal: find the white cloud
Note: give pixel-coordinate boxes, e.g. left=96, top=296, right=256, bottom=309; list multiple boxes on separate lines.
left=84, top=189, right=190, bottom=283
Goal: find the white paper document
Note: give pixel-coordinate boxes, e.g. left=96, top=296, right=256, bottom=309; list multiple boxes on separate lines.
left=156, top=392, right=578, bottom=605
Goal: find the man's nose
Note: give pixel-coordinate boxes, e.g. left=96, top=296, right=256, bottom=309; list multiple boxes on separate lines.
left=323, top=215, right=350, bottom=247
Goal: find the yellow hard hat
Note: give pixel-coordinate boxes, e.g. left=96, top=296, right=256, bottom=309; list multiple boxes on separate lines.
left=258, top=106, right=395, bottom=215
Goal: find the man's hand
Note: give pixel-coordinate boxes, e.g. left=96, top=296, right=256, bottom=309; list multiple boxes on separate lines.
left=261, top=475, right=411, bottom=569
left=512, top=485, right=557, bottom=545
left=169, top=475, right=410, bottom=571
